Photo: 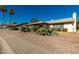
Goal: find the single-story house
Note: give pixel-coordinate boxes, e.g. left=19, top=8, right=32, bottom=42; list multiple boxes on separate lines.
left=10, top=12, right=76, bottom=32
left=25, top=12, right=76, bottom=32
left=47, top=12, right=76, bottom=32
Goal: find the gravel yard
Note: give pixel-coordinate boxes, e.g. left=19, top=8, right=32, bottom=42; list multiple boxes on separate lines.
left=0, top=29, right=79, bottom=53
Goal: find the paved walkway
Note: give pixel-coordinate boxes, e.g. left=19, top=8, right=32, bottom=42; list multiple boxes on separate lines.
left=0, top=29, right=79, bottom=53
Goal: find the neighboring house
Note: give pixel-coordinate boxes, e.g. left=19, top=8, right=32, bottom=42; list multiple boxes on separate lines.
left=6, top=24, right=17, bottom=28
left=0, top=24, right=6, bottom=28
left=47, top=12, right=76, bottom=32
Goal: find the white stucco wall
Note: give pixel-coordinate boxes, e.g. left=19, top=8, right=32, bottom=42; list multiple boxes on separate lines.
left=73, top=12, right=76, bottom=32
left=64, top=23, right=74, bottom=32
left=64, top=12, right=77, bottom=32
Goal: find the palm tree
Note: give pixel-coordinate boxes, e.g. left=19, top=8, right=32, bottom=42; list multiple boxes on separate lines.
left=0, top=6, right=7, bottom=25
left=8, top=9, right=14, bottom=24
left=0, top=6, right=4, bottom=11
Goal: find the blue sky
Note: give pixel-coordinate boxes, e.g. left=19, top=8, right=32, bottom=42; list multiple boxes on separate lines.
left=0, top=5, right=79, bottom=24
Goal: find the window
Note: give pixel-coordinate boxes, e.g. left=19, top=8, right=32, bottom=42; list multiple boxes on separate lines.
left=54, top=24, right=64, bottom=28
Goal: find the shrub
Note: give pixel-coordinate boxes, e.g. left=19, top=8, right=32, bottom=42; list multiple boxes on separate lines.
left=10, top=27, right=19, bottom=30
left=36, top=25, right=53, bottom=36
left=25, top=26, right=31, bottom=32
left=62, top=28, right=67, bottom=32
left=52, top=28, right=67, bottom=32
left=0, top=26, right=4, bottom=29
left=76, top=26, right=79, bottom=29
left=52, top=28, right=61, bottom=31
left=20, top=26, right=26, bottom=32
left=31, top=25, right=40, bottom=32
left=56, top=28, right=61, bottom=31
left=20, top=26, right=31, bottom=32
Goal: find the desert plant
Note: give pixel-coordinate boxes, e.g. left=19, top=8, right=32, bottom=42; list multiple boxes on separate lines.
left=20, top=26, right=26, bottom=32
left=10, top=27, right=19, bottom=30
left=20, top=26, right=31, bottom=32
left=31, top=25, right=40, bottom=32
left=62, top=28, right=67, bottom=32
left=52, top=28, right=61, bottom=31
left=36, top=25, right=53, bottom=36
left=25, top=26, right=31, bottom=32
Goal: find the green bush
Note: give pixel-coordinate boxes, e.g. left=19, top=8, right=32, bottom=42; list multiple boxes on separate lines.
left=0, top=27, right=4, bottom=29
left=20, top=26, right=31, bottom=32
left=19, top=25, right=57, bottom=36
left=25, top=26, right=31, bottom=32
left=62, top=28, right=67, bottom=32
left=52, top=28, right=67, bottom=32
left=52, top=28, right=61, bottom=31
left=36, top=25, right=53, bottom=36
left=10, top=27, right=19, bottom=30
left=20, top=27, right=26, bottom=32
left=31, top=26, right=40, bottom=32
left=56, top=28, right=61, bottom=31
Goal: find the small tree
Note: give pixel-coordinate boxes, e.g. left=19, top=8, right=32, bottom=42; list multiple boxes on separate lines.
left=30, top=18, right=38, bottom=23
left=13, top=22, right=17, bottom=24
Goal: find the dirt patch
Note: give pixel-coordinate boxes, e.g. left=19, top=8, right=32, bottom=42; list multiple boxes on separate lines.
left=0, top=29, right=79, bottom=53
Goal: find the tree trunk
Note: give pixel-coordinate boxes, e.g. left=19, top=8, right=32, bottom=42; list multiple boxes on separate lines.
left=3, top=13, right=5, bottom=25
left=10, top=15, right=12, bottom=24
